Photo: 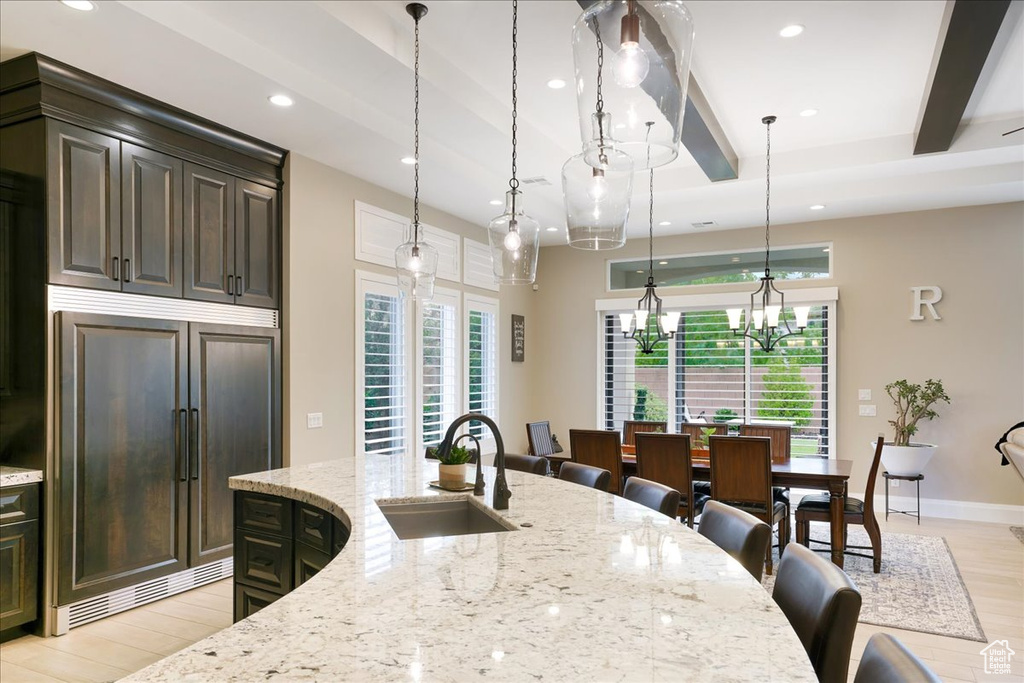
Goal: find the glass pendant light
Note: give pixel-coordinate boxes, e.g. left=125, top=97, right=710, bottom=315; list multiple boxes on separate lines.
left=395, top=3, right=438, bottom=301
left=488, top=0, right=540, bottom=284
left=620, top=167, right=678, bottom=354
left=571, top=0, right=695, bottom=171
left=727, top=116, right=811, bottom=352
left=562, top=12, right=634, bottom=250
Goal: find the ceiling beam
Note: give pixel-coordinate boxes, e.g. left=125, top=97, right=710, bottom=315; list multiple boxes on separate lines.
left=575, top=0, right=738, bottom=181
left=914, top=0, right=1012, bottom=155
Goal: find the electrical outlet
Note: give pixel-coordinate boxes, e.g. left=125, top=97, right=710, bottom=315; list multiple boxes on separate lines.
left=858, top=405, right=877, bottom=417
left=858, top=389, right=872, bottom=401
left=307, top=412, right=323, bottom=429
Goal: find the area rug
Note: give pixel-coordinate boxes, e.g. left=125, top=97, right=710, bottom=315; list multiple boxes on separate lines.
left=762, top=526, right=987, bottom=642
left=1011, top=526, right=1024, bottom=545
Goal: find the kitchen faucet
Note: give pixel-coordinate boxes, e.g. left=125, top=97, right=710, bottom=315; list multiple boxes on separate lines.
left=435, top=413, right=511, bottom=510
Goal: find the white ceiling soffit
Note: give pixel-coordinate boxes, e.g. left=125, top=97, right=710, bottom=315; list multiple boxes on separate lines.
left=0, top=0, right=1020, bottom=246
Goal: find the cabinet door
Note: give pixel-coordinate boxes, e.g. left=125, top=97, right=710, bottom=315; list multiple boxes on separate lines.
left=57, top=313, right=189, bottom=605
left=189, top=324, right=281, bottom=566
left=47, top=121, right=121, bottom=289
left=234, top=181, right=279, bottom=309
left=0, top=520, right=39, bottom=630
left=183, top=163, right=234, bottom=304
left=121, top=144, right=182, bottom=297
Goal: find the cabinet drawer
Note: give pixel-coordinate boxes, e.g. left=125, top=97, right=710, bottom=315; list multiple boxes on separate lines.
left=234, top=530, right=292, bottom=595
left=0, top=485, right=39, bottom=525
left=294, top=503, right=332, bottom=553
left=294, top=541, right=331, bottom=589
left=233, top=582, right=281, bottom=623
left=235, top=491, right=292, bottom=536
left=333, top=517, right=350, bottom=558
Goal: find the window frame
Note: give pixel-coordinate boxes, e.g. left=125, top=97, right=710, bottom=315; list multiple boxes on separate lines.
left=464, top=293, right=500, bottom=455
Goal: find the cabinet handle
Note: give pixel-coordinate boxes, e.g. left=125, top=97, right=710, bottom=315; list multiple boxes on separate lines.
left=227, top=275, right=234, bottom=296
left=123, top=258, right=131, bottom=283
left=235, top=276, right=243, bottom=297
left=177, top=409, right=188, bottom=482
left=112, top=257, right=119, bottom=281
left=190, top=408, right=200, bottom=480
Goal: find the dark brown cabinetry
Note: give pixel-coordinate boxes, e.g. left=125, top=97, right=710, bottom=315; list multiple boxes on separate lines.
left=121, top=143, right=183, bottom=297
left=233, top=492, right=348, bottom=623
left=57, top=313, right=280, bottom=604
left=234, top=180, right=278, bottom=309
left=1, top=483, right=40, bottom=632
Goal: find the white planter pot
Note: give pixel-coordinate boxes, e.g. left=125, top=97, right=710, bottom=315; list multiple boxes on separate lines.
left=879, top=443, right=937, bottom=476
left=438, top=463, right=467, bottom=489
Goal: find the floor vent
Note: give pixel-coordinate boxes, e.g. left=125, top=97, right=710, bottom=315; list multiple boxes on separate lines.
left=62, top=558, right=233, bottom=631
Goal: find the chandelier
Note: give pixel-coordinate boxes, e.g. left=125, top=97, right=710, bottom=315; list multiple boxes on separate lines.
left=727, top=116, right=810, bottom=352
left=394, top=3, right=438, bottom=301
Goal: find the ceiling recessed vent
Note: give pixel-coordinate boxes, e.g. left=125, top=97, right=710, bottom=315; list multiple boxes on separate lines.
left=519, top=176, right=551, bottom=187
left=691, top=220, right=717, bottom=228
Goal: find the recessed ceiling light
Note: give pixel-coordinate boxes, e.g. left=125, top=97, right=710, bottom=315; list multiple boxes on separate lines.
left=799, top=109, right=818, bottom=117
left=636, top=270, right=644, bottom=274
left=742, top=268, right=750, bottom=273
left=779, top=24, right=804, bottom=38
left=545, top=227, right=558, bottom=232
left=61, top=0, right=95, bottom=10
left=400, top=156, right=417, bottom=165
left=489, top=199, right=503, bottom=206
left=546, top=78, right=566, bottom=89
left=809, top=204, right=826, bottom=210
left=822, top=247, right=831, bottom=253
left=659, top=261, right=668, bottom=265
left=731, top=257, right=740, bottom=262
left=268, top=94, right=294, bottom=107
left=658, top=221, right=671, bottom=226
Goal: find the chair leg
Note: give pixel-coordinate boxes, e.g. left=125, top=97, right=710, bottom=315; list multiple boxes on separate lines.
left=863, top=516, right=882, bottom=573
left=764, top=539, right=773, bottom=576
left=795, top=516, right=808, bottom=547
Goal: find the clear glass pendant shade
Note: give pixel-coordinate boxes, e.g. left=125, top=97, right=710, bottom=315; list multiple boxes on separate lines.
left=562, top=144, right=633, bottom=250
left=395, top=225, right=438, bottom=301
left=572, top=0, right=695, bottom=170
left=487, top=189, right=539, bottom=284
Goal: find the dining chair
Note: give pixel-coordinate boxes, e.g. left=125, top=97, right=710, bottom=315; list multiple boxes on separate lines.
left=853, top=634, right=941, bottom=683
left=622, top=420, right=667, bottom=446
left=678, top=422, right=726, bottom=497
left=773, top=542, right=862, bottom=683
left=697, top=500, right=772, bottom=582
left=795, top=436, right=884, bottom=573
left=740, top=423, right=794, bottom=528
left=708, top=435, right=788, bottom=574
left=634, top=433, right=707, bottom=527
left=622, top=477, right=681, bottom=517
left=569, top=429, right=625, bottom=495
left=558, top=462, right=611, bottom=492
left=504, top=453, right=550, bottom=476
left=527, top=421, right=568, bottom=474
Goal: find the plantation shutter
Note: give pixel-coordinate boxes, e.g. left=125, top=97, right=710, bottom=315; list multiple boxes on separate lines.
left=603, top=314, right=671, bottom=433
left=466, top=295, right=499, bottom=445
left=362, top=289, right=408, bottom=455
left=418, top=289, right=460, bottom=450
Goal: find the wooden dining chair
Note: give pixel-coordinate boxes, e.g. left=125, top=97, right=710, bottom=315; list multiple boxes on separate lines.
left=634, top=433, right=707, bottom=527
left=569, top=429, right=624, bottom=495
left=679, top=423, right=726, bottom=496
left=739, top=423, right=792, bottom=464
left=622, top=420, right=667, bottom=446
left=795, top=436, right=884, bottom=573
left=708, top=435, right=789, bottom=575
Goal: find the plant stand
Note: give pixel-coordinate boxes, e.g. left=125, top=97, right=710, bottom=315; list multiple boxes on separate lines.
left=883, top=471, right=923, bottom=524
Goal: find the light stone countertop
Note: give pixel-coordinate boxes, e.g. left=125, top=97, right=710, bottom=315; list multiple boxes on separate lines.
left=124, top=456, right=817, bottom=682
left=0, top=466, right=43, bottom=487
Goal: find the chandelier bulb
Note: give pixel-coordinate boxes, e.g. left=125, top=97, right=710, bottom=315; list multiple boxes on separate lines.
left=587, top=169, right=609, bottom=202
left=613, top=41, right=649, bottom=88
left=503, top=229, right=522, bottom=252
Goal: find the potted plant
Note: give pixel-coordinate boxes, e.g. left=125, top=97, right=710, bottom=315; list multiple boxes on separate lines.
left=428, top=444, right=474, bottom=488
left=697, top=427, right=717, bottom=451
left=881, top=379, right=950, bottom=476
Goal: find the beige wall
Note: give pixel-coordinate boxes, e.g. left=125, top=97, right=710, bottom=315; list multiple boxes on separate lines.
left=284, top=153, right=536, bottom=467
left=530, top=202, right=1024, bottom=508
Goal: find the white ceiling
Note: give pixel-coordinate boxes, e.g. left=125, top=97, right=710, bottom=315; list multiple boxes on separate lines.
left=1, top=0, right=1021, bottom=245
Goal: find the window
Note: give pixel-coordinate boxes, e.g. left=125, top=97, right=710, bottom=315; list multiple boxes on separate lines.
left=604, top=303, right=834, bottom=457
left=418, top=289, right=460, bottom=450
left=465, top=294, right=499, bottom=446
left=608, top=245, right=831, bottom=291
left=359, top=275, right=409, bottom=456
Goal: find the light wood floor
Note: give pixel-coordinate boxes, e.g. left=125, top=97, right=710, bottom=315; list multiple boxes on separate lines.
left=1, top=515, right=1021, bottom=683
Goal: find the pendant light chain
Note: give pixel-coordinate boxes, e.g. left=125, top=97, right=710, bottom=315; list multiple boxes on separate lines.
left=509, top=0, right=519, bottom=191
left=763, top=116, right=772, bottom=277
left=647, top=169, right=654, bottom=281
left=595, top=19, right=604, bottom=115
left=412, top=10, right=422, bottom=241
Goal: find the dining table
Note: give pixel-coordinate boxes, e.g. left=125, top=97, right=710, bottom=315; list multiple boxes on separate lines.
left=621, top=445, right=855, bottom=569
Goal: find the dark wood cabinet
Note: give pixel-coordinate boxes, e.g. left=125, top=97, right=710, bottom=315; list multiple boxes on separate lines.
left=0, top=483, right=40, bottom=633
left=235, top=181, right=279, bottom=309
left=183, top=163, right=234, bottom=304
left=233, top=583, right=281, bottom=621
left=121, top=143, right=183, bottom=297
left=47, top=121, right=121, bottom=290
left=57, top=313, right=189, bottom=604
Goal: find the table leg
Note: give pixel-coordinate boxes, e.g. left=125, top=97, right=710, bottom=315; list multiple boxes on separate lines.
left=885, top=478, right=890, bottom=521
left=828, top=481, right=846, bottom=569
left=916, top=479, right=921, bottom=525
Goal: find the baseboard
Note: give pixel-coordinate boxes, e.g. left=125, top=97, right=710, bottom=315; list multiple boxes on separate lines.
left=790, top=488, right=1024, bottom=525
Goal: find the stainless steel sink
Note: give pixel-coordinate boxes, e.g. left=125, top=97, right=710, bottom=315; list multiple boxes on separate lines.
left=377, top=496, right=517, bottom=540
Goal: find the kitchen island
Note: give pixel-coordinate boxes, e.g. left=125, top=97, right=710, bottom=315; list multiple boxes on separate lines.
left=124, top=455, right=816, bottom=682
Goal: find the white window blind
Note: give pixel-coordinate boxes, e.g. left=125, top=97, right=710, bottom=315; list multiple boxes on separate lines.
left=603, top=304, right=833, bottom=457
left=465, top=295, right=499, bottom=444
left=360, top=278, right=409, bottom=456
left=418, top=289, right=460, bottom=450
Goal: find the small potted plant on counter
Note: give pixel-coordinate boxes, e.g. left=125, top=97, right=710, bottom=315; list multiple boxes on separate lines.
left=882, top=378, right=951, bottom=476
left=429, top=444, right=474, bottom=489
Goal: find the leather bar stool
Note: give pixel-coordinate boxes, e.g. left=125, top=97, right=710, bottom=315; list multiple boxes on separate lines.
left=504, top=453, right=550, bottom=476
left=622, top=477, right=681, bottom=518
left=854, top=634, right=941, bottom=683
left=697, top=500, right=772, bottom=582
left=558, top=462, right=611, bottom=492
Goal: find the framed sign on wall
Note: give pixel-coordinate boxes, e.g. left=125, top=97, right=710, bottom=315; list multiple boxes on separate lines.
left=511, top=314, right=525, bottom=362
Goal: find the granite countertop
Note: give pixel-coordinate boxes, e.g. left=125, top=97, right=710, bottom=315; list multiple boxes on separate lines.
left=0, top=466, right=44, bottom=487
left=125, top=456, right=816, bottom=682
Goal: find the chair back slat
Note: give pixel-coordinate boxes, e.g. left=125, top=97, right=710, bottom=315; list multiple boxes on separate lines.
left=526, top=421, right=555, bottom=457
left=709, top=436, right=773, bottom=514
left=678, top=422, right=726, bottom=451
left=569, top=429, right=624, bottom=494
left=635, top=433, right=695, bottom=524
left=622, top=420, right=667, bottom=446
left=739, top=423, right=791, bottom=464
